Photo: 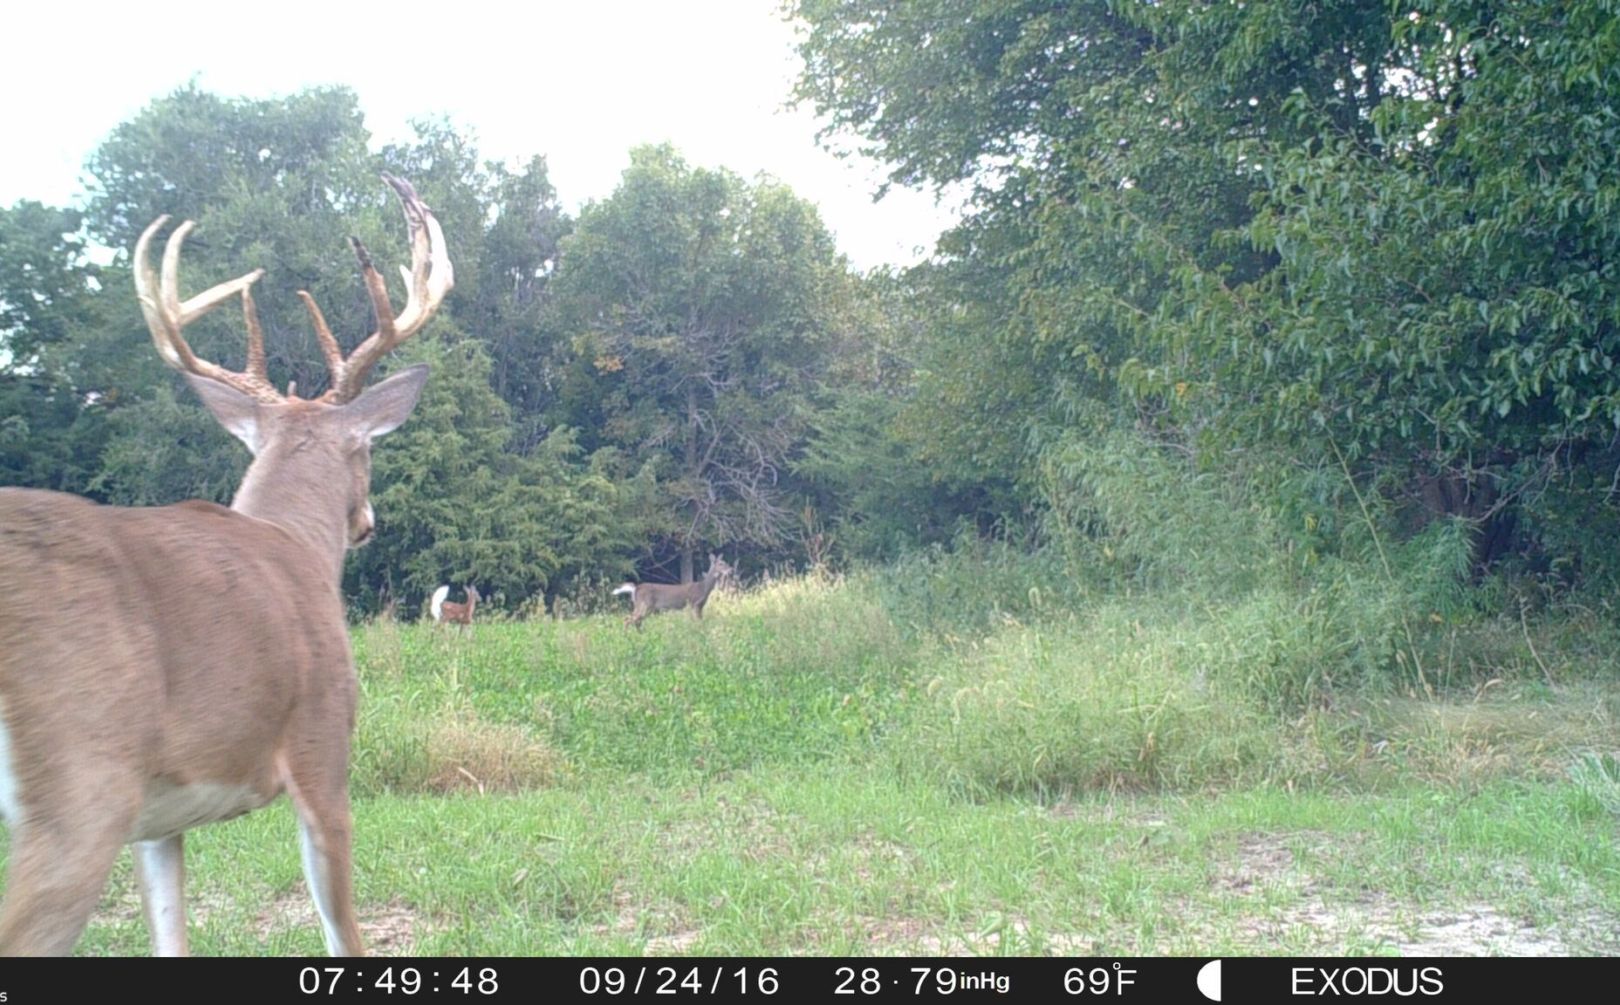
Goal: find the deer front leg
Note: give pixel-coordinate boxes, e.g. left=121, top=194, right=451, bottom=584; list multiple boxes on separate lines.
left=296, top=810, right=363, bottom=956
left=133, top=834, right=188, bottom=956
left=281, top=753, right=364, bottom=956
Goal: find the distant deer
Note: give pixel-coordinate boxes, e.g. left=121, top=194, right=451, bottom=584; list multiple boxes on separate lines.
left=430, top=584, right=480, bottom=628
left=0, top=175, right=450, bottom=956
left=613, top=554, right=734, bottom=630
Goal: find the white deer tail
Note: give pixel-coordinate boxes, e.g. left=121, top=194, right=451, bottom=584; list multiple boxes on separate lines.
left=612, top=583, right=636, bottom=598
left=431, top=585, right=450, bottom=621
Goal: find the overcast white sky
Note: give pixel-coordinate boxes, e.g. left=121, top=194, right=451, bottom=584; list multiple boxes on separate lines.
left=0, top=1, right=960, bottom=270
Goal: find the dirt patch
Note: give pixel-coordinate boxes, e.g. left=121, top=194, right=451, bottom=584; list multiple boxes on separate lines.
left=1205, top=833, right=1620, bottom=956
left=858, top=900, right=1610, bottom=958
left=654, top=796, right=798, bottom=864
left=254, top=888, right=428, bottom=955
left=646, top=929, right=704, bottom=954
left=1388, top=906, right=1572, bottom=956
left=360, top=899, right=422, bottom=955
left=1213, top=833, right=1307, bottom=895
left=93, top=879, right=237, bottom=933
left=253, top=888, right=317, bottom=936
left=93, top=884, right=143, bottom=926
left=803, top=830, right=917, bottom=886
left=857, top=831, right=1620, bottom=957
left=590, top=886, right=702, bottom=954
left=1258, top=898, right=1606, bottom=956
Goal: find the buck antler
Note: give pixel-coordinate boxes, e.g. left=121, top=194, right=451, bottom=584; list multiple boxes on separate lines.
left=133, top=173, right=453, bottom=404
left=133, top=219, right=277, bottom=401
left=308, top=174, right=454, bottom=402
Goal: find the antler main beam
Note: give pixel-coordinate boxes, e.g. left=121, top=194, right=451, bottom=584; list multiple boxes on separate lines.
left=133, top=174, right=453, bottom=406
left=134, top=218, right=279, bottom=402
left=319, top=174, right=454, bottom=402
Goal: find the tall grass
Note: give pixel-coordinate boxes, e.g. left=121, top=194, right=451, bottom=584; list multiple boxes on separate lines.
left=890, top=607, right=1283, bottom=795
left=331, top=428, right=1620, bottom=802
left=340, top=550, right=1615, bottom=805
left=1034, top=430, right=1500, bottom=703
left=864, top=536, right=1080, bottom=638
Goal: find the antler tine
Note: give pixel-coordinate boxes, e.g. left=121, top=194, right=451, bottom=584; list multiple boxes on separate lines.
left=242, top=286, right=270, bottom=387
left=297, top=291, right=347, bottom=382
left=134, top=215, right=280, bottom=403
left=320, top=174, right=454, bottom=403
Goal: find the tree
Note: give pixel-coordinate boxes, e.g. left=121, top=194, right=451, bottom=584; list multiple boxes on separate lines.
left=342, top=330, right=650, bottom=613
left=550, top=145, right=851, bottom=580
left=790, top=1, right=1620, bottom=583
left=379, top=127, right=573, bottom=447
left=472, top=157, right=571, bottom=430
left=788, top=0, right=1392, bottom=473
left=1213, top=0, right=1620, bottom=578
left=84, top=84, right=398, bottom=405
left=1, top=202, right=102, bottom=366
left=796, top=268, right=1022, bottom=559
left=0, top=201, right=107, bottom=494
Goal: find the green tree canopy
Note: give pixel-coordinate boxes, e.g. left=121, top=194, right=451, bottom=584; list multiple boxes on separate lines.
left=0, top=201, right=107, bottom=494
left=791, top=0, right=1620, bottom=584
left=550, top=144, right=852, bottom=580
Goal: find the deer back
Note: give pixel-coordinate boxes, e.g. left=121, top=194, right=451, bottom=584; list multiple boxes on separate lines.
left=0, top=491, right=353, bottom=785
left=632, top=580, right=706, bottom=614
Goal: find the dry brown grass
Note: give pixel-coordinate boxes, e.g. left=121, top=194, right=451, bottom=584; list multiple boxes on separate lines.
left=420, top=713, right=569, bottom=794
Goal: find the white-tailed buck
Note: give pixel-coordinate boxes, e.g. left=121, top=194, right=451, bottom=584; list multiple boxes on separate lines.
left=430, top=584, right=480, bottom=628
left=614, top=554, right=734, bottom=630
left=0, top=174, right=452, bottom=956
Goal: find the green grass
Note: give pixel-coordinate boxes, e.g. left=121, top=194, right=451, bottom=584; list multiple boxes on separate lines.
left=59, top=769, right=1620, bottom=956
left=5, top=557, right=1619, bottom=956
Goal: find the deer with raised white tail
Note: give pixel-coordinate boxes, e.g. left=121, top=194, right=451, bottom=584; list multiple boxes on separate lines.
left=430, top=584, right=480, bottom=628
left=614, top=554, right=734, bottom=630
left=0, top=174, right=452, bottom=957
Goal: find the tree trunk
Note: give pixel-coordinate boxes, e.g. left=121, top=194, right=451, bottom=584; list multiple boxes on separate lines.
left=1415, top=465, right=1511, bottom=574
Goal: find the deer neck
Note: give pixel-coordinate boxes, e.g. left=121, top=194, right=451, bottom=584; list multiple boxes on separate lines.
left=231, top=439, right=352, bottom=583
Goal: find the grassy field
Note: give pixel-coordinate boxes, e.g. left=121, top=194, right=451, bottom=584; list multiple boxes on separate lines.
left=11, top=559, right=1620, bottom=956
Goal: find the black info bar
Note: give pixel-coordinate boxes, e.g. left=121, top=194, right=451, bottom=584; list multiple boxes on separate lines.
left=1, top=955, right=1613, bottom=1003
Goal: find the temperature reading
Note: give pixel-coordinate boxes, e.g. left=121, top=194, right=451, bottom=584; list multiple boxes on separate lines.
left=1064, top=963, right=1136, bottom=996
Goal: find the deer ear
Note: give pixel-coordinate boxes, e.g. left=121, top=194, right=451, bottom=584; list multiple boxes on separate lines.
left=345, top=364, right=429, bottom=441
left=186, top=374, right=262, bottom=455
